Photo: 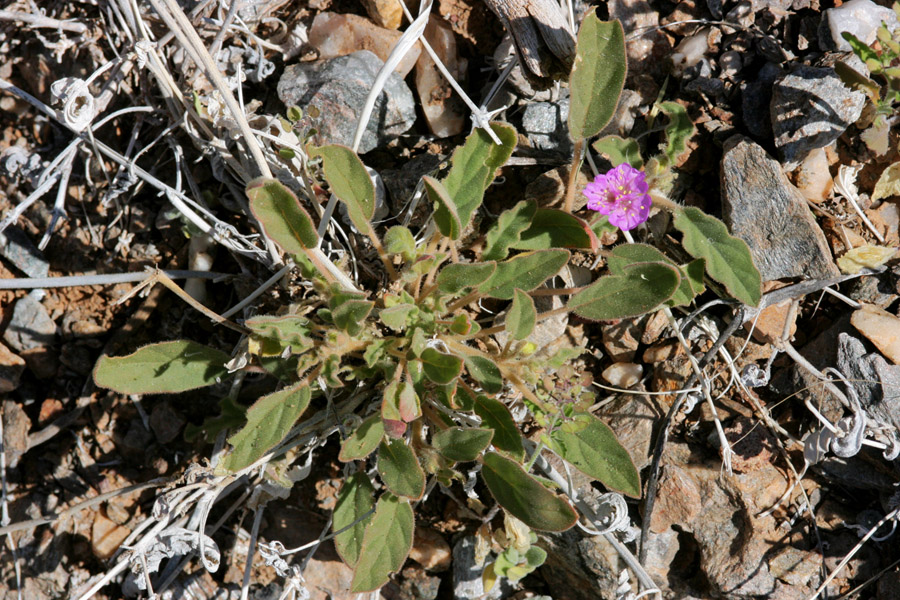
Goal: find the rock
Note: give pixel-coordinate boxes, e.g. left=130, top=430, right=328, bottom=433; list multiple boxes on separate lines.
left=409, top=527, right=451, bottom=571
left=648, top=463, right=702, bottom=533
left=303, top=558, right=357, bottom=600
left=0, top=341, right=25, bottom=393
left=821, top=0, right=900, bottom=52
left=746, top=297, right=796, bottom=344
left=608, top=0, right=671, bottom=85
left=415, top=19, right=466, bottom=138
left=851, top=303, right=900, bottom=364
left=723, top=416, right=778, bottom=474
left=524, top=166, right=591, bottom=212
left=0, top=227, right=49, bottom=278
left=149, top=401, right=187, bottom=444
left=452, top=536, right=510, bottom=599
left=770, top=65, right=865, bottom=169
left=719, top=51, right=742, bottom=79
left=768, top=546, right=822, bottom=588
left=362, top=0, right=403, bottom=29
left=837, top=333, right=900, bottom=432
left=601, top=393, right=666, bottom=471
left=2, top=400, right=30, bottom=468
left=3, top=293, right=57, bottom=352
left=740, top=62, right=782, bottom=140
left=793, top=146, right=833, bottom=203
left=91, top=511, right=131, bottom=559
left=601, top=362, right=643, bottom=388
left=520, top=96, right=573, bottom=155
left=395, top=567, right=441, bottom=600
left=539, top=528, right=622, bottom=600
left=116, top=420, right=154, bottom=462
left=381, top=152, right=443, bottom=208
left=601, top=316, right=644, bottom=362
left=308, top=13, right=420, bottom=77
left=277, top=51, right=416, bottom=154
left=721, top=136, right=840, bottom=281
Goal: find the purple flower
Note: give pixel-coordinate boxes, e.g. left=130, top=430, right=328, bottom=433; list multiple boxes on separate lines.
left=583, top=164, right=652, bottom=231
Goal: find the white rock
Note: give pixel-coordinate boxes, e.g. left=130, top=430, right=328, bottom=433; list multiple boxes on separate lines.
left=602, top=362, right=644, bottom=388
left=851, top=303, right=900, bottom=365
left=826, top=0, right=900, bottom=52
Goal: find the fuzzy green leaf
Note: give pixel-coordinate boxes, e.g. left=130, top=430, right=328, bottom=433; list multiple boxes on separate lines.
left=483, top=200, right=537, bottom=261
left=420, top=347, right=464, bottom=384
left=350, top=494, right=414, bottom=592
left=246, top=178, right=318, bottom=254
left=481, top=452, right=578, bottom=531
left=436, top=262, right=497, bottom=295
left=568, top=12, right=626, bottom=139
left=658, top=101, right=694, bottom=167
left=382, top=380, right=421, bottom=423
left=246, top=315, right=313, bottom=349
left=222, top=383, right=312, bottom=472
left=668, top=258, right=706, bottom=307
left=513, top=210, right=597, bottom=252
left=546, top=413, right=641, bottom=498
left=380, top=304, right=417, bottom=331
left=569, top=262, right=680, bottom=321
left=464, top=355, right=503, bottom=394
left=332, top=299, right=374, bottom=336
left=480, top=250, right=569, bottom=300
left=384, top=226, right=417, bottom=261
left=593, top=135, right=643, bottom=168
left=432, top=427, right=494, bottom=462
left=333, top=472, right=376, bottom=567
left=309, top=145, right=375, bottom=232
left=377, top=438, right=426, bottom=499
left=507, top=289, right=536, bottom=341
left=474, top=395, right=524, bottom=460
left=93, top=340, right=229, bottom=394
left=339, top=415, right=385, bottom=462
left=673, top=206, right=762, bottom=306
left=425, top=175, right=462, bottom=240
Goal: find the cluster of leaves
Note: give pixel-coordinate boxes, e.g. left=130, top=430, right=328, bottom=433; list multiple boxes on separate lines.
left=92, top=9, right=762, bottom=593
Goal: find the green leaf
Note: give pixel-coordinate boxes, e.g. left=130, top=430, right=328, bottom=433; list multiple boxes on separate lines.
left=483, top=200, right=537, bottom=261
left=842, top=31, right=879, bottom=63
left=673, top=206, right=762, bottom=306
left=382, top=380, right=421, bottom=423
left=246, top=178, right=317, bottom=254
left=546, top=413, right=641, bottom=498
left=568, top=12, right=626, bottom=139
left=339, top=415, right=385, bottom=462
left=606, top=243, right=671, bottom=273
left=377, top=438, right=426, bottom=499
left=380, top=304, right=417, bottom=331
left=657, top=101, right=694, bottom=167
left=309, top=145, right=375, bottom=232
left=668, top=258, right=705, bottom=307
left=350, top=494, right=414, bottom=592
left=332, top=299, right=374, bottom=336
left=432, top=427, right=494, bottom=462
left=246, top=315, right=313, bottom=350
left=507, top=289, right=536, bottom=341
left=420, top=347, right=464, bottom=384
left=222, top=383, right=312, bottom=472
left=436, top=262, right=497, bottom=295
left=333, top=473, right=376, bottom=567
left=474, top=395, right=524, bottom=460
left=480, top=250, right=569, bottom=300
left=384, top=226, right=417, bottom=261
left=513, top=210, right=597, bottom=252
left=464, top=355, right=503, bottom=394
left=481, top=452, right=578, bottom=531
left=569, top=262, right=680, bottom=321
left=593, top=135, right=643, bottom=168
left=93, top=340, right=229, bottom=394
left=424, top=175, right=462, bottom=240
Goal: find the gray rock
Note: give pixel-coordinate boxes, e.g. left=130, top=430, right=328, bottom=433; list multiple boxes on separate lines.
left=277, top=51, right=416, bottom=154
left=821, top=0, right=900, bottom=52
left=720, top=136, right=840, bottom=281
left=521, top=98, right=573, bottom=155
left=3, top=294, right=56, bottom=352
left=836, top=333, right=900, bottom=434
left=740, top=62, right=783, bottom=140
left=770, top=65, right=865, bottom=169
left=0, top=227, right=49, bottom=279
left=452, top=536, right=510, bottom=600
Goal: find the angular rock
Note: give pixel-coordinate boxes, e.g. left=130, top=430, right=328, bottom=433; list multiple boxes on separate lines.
left=409, top=527, right=451, bottom=572
left=0, top=341, right=25, bottom=393
left=740, top=62, right=782, bottom=140
left=836, top=333, right=900, bottom=448
left=91, top=511, right=131, bottom=559
left=3, top=294, right=57, bottom=352
left=415, top=19, right=466, bottom=138
left=851, top=303, right=900, bottom=365
left=2, top=399, right=30, bottom=468
left=520, top=96, right=573, bottom=155
left=277, top=51, right=416, bottom=154
left=822, top=0, right=900, bottom=52
left=362, top=0, right=403, bottom=29
left=0, top=227, right=49, bottom=278
left=600, top=393, right=666, bottom=471
left=770, top=66, right=865, bottom=169
left=396, top=566, right=441, bottom=600
left=149, top=401, right=187, bottom=444
left=308, top=13, right=420, bottom=77
left=721, top=136, right=840, bottom=281
left=452, top=536, right=510, bottom=599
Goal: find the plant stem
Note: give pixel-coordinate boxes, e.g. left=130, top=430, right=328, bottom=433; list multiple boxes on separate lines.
left=468, top=304, right=570, bottom=340
left=563, top=138, right=585, bottom=213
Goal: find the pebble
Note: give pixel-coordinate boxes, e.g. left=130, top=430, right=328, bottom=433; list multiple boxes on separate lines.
left=3, top=294, right=57, bottom=352
left=718, top=50, right=742, bottom=79
left=770, top=65, right=865, bottom=169
left=409, top=527, right=451, bottom=572
left=396, top=566, right=441, bottom=600
left=362, top=0, right=403, bottom=29
left=415, top=19, right=466, bottom=138
left=601, top=362, right=643, bottom=388
left=2, top=399, right=30, bottom=468
left=308, top=13, right=421, bottom=78
left=822, top=0, right=900, bottom=52
left=720, top=136, right=841, bottom=281
left=277, top=51, right=416, bottom=154
left=0, top=227, right=49, bottom=278
left=836, top=333, right=900, bottom=432
left=850, top=303, right=900, bottom=364
left=0, top=341, right=25, bottom=393
left=91, top=511, right=131, bottom=559
left=520, top=97, right=573, bottom=155
left=149, top=401, right=187, bottom=445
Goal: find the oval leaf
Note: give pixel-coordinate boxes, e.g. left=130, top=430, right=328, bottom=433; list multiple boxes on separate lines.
left=432, top=427, right=494, bottom=462
left=673, top=206, right=762, bottom=306
left=339, top=415, right=385, bottom=462
left=480, top=250, right=570, bottom=300
left=93, top=340, right=229, bottom=394
left=377, top=438, right=426, bottom=499
left=593, top=135, right=643, bottom=168
left=513, top=210, right=597, bottom=252
left=310, top=144, right=375, bottom=232
left=384, top=226, right=417, bottom=260
left=333, top=472, right=376, bottom=567
left=425, top=175, right=462, bottom=240
left=350, top=494, right=414, bottom=592
left=436, top=262, right=497, bottom=295
left=222, top=383, right=312, bottom=472
left=568, top=12, right=626, bottom=139
left=546, top=413, right=641, bottom=498
left=464, top=355, right=503, bottom=394
left=507, top=288, right=537, bottom=341
left=483, top=200, right=537, bottom=261
left=569, top=262, right=680, bottom=321
left=420, top=347, right=464, bottom=384
left=247, top=178, right=318, bottom=253
left=474, top=395, right=524, bottom=460
left=481, top=452, right=578, bottom=531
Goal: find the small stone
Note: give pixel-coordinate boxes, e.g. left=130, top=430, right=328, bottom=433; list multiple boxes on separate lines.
left=851, top=303, right=900, bottom=364
left=724, top=416, right=778, bottom=474
left=601, top=362, right=643, bottom=388
left=2, top=400, right=31, bottom=468
left=768, top=546, right=823, bottom=586
left=117, top=421, right=154, bottom=462
left=719, top=50, right=742, bottom=78
left=38, top=398, right=64, bottom=424
left=822, top=0, right=900, bottom=52
left=0, top=227, right=49, bottom=278
left=362, top=0, right=403, bottom=29
left=308, top=13, right=420, bottom=77
left=277, top=51, right=416, bottom=154
left=453, top=536, right=510, bottom=600
left=149, top=401, right=187, bottom=444
left=642, top=340, right=679, bottom=364
left=409, top=527, right=451, bottom=571
left=770, top=65, right=865, bottom=169
left=721, top=136, right=840, bottom=281
left=415, top=19, right=466, bottom=138
left=520, top=97, right=573, bottom=155
left=0, top=341, right=25, bottom=393
left=396, top=567, right=441, bottom=600
left=746, top=297, right=797, bottom=344
left=836, top=333, right=900, bottom=432
left=91, top=511, right=131, bottom=559
left=641, top=309, right=669, bottom=344
left=3, top=294, right=57, bottom=352
left=601, top=317, right=644, bottom=362
left=793, top=146, right=833, bottom=203
left=601, top=394, right=667, bottom=471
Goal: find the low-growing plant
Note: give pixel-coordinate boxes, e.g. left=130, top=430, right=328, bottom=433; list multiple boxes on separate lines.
left=92, top=9, right=761, bottom=593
